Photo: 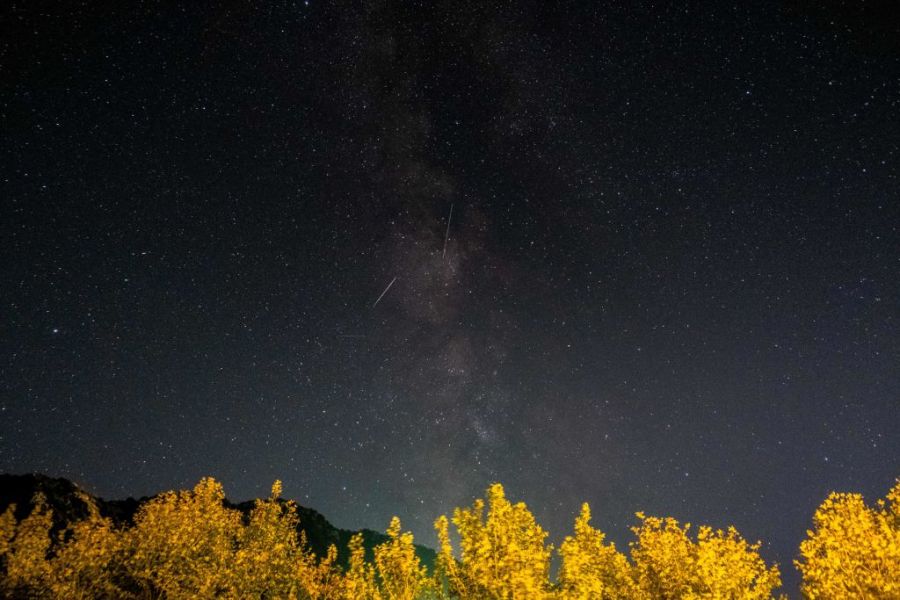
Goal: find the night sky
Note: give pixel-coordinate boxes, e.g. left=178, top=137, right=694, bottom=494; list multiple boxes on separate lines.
left=2, top=1, right=898, bottom=593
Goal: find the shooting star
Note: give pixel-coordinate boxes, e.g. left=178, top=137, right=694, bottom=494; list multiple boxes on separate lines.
left=373, top=276, right=397, bottom=307
left=442, top=203, right=453, bottom=259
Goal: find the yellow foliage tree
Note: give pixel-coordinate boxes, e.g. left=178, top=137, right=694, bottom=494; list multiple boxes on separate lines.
left=557, top=503, right=635, bottom=599
left=435, top=513, right=466, bottom=598
left=232, top=479, right=307, bottom=597
left=692, top=525, right=782, bottom=599
left=436, top=483, right=552, bottom=600
left=7, top=474, right=900, bottom=599
left=0, top=504, right=17, bottom=563
left=342, top=532, right=381, bottom=600
left=3, top=493, right=53, bottom=595
left=629, top=512, right=781, bottom=599
left=0, top=479, right=352, bottom=600
left=629, top=514, right=695, bottom=599
left=374, top=516, right=434, bottom=600
left=294, top=540, right=345, bottom=600
left=125, top=477, right=243, bottom=598
left=46, top=491, right=124, bottom=599
left=796, top=478, right=900, bottom=599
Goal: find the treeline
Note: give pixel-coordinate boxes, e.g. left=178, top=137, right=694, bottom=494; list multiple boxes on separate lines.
left=1, top=477, right=898, bottom=599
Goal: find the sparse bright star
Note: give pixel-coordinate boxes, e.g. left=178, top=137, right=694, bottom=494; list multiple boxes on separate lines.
left=3, top=4, right=897, bottom=596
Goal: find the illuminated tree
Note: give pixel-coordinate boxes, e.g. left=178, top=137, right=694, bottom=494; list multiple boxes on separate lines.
left=629, top=513, right=694, bottom=598
left=342, top=532, right=381, bottom=599
left=557, top=503, right=635, bottom=599
left=46, top=491, right=124, bottom=599
left=2, top=493, right=53, bottom=595
left=0, top=504, right=17, bottom=563
left=629, top=512, right=781, bottom=599
left=125, top=477, right=243, bottom=598
left=435, top=513, right=466, bottom=598
left=374, top=516, right=434, bottom=600
left=18, top=473, right=900, bottom=599
left=692, top=525, right=782, bottom=599
left=295, top=540, right=345, bottom=599
left=796, top=478, right=900, bottom=599
left=231, top=479, right=307, bottom=597
left=436, top=483, right=552, bottom=600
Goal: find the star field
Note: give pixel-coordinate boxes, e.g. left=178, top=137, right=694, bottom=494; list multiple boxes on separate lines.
left=2, top=1, right=898, bottom=593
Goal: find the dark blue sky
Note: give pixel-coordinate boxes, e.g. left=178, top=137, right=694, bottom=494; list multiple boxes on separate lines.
left=2, top=1, right=898, bottom=594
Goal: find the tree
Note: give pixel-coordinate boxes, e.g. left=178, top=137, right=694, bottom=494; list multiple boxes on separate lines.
left=2, top=493, right=53, bottom=596
left=374, top=516, right=435, bottom=600
left=557, top=503, right=635, bottom=599
left=12, top=473, right=900, bottom=600
left=629, top=512, right=781, bottom=599
left=232, top=479, right=309, bottom=597
left=342, top=532, right=381, bottom=599
left=46, top=491, right=124, bottom=599
left=629, top=514, right=695, bottom=599
left=692, top=525, right=781, bottom=599
left=796, top=478, right=900, bottom=599
left=294, top=540, right=344, bottom=600
left=125, top=477, right=243, bottom=598
left=436, top=483, right=552, bottom=600
left=0, top=504, right=17, bottom=567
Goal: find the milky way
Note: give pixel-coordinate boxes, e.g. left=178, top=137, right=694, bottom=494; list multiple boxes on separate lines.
left=2, top=2, right=898, bottom=593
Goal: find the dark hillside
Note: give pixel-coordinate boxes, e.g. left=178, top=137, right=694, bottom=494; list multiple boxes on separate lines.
left=0, top=473, right=436, bottom=571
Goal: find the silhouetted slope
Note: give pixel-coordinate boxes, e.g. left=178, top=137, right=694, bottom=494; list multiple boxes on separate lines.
left=0, top=473, right=435, bottom=571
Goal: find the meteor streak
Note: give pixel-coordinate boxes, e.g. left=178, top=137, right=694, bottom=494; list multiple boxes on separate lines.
left=373, top=276, right=397, bottom=307
left=442, top=203, right=453, bottom=259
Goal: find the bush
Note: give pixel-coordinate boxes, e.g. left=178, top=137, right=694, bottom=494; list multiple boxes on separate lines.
left=3, top=475, right=896, bottom=598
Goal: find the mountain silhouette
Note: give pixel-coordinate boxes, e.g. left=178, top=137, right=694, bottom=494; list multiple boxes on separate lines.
left=0, top=473, right=436, bottom=571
